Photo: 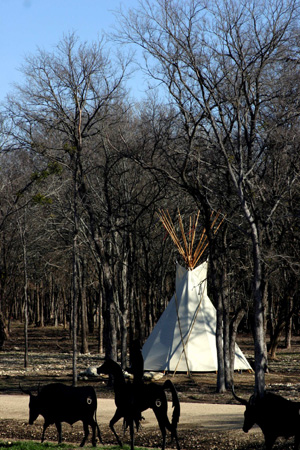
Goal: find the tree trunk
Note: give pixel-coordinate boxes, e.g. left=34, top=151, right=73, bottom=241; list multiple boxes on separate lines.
left=35, top=284, right=40, bottom=327
left=0, top=313, right=7, bottom=350
left=230, top=180, right=267, bottom=396
left=221, top=263, right=231, bottom=389
left=62, top=287, right=67, bottom=330
left=78, top=259, right=89, bottom=354
left=269, top=321, right=285, bottom=359
left=251, top=223, right=267, bottom=396
left=229, top=308, right=246, bottom=383
left=23, top=252, right=29, bottom=368
left=120, top=312, right=128, bottom=368
left=216, top=291, right=225, bottom=393
left=208, top=233, right=226, bottom=392
left=72, top=244, right=79, bottom=386
left=72, top=153, right=80, bottom=387
left=102, top=260, right=117, bottom=361
left=98, top=288, right=103, bottom=354
left=285, top=296, right=293, bottom=349
left=105, top=300, right=117, bottom=361
left=19, top=211, right=29, bottom=369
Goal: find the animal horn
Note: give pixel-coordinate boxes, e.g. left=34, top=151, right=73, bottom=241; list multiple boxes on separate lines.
left=232, top=385, right=248, bottom=405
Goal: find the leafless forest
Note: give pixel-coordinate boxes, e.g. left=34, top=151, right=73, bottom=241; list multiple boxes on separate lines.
left=0, top=0, right=299, bottom=395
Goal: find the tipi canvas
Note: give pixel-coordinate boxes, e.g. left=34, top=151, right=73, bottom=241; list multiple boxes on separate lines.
left=142, top=261, right=252, bottom=373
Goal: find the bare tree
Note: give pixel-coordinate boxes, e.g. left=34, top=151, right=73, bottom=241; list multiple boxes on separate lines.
left=116, top=0, right=300, bottom=395
left=4, top=32, right=130, bottom=375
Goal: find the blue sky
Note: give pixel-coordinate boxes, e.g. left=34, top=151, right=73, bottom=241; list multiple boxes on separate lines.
left=0, top=0, right=147, bottom=103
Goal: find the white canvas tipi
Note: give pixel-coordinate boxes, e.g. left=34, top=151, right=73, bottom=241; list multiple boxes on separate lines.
left=142, top=260, right=252, bottom=373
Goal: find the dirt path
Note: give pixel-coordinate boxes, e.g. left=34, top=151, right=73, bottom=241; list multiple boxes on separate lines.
left=0, top=395, right=245, bottom=431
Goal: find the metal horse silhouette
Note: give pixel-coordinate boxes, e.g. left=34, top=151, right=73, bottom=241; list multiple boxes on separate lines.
left=97, top=348, right=180, bottom=450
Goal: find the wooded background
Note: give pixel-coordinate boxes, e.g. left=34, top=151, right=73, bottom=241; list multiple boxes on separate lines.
left=0, top=0, right=299, bottom=394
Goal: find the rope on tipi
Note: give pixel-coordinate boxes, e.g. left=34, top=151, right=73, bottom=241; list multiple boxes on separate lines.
left=173, top=277, right=207, bottom=376
left=174, top=292, right=191, bottom=377
left=158, top=209, right=224, bottom=270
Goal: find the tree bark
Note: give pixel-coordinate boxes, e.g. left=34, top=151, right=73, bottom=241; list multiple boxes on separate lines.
left=229, top=308, right=246, bottom=383
left=78, top=258, right=89, bottom=354
left=285, top=296, right=293, bottom=349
